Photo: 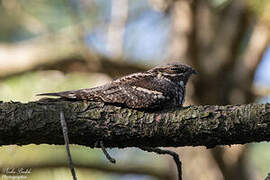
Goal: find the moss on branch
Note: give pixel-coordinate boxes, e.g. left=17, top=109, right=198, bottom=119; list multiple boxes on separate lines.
left=0, top=99, right=270, bottom=148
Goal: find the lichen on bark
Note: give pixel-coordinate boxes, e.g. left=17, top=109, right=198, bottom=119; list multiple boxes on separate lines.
left=0, top=100, right=270, bottom=148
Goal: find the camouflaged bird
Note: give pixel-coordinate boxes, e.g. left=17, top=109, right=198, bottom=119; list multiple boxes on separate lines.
left=37, top=63, right=197, bottom=110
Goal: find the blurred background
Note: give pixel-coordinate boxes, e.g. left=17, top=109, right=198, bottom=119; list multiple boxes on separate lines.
left=0, top=0, right=269, bottom=179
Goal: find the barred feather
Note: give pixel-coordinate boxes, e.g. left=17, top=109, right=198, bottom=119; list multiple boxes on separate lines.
left=37, top=63, right=197, bottom=110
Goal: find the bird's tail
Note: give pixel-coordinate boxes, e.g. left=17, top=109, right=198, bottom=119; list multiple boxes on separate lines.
left=37, top=91, right=77, bottom=99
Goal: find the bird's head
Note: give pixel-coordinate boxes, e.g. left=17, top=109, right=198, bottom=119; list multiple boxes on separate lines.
left=148, top=63, right=198, bottom=85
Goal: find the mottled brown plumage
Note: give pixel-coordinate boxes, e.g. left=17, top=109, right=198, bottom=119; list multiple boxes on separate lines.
left=37, top=63, right=197, bottom=110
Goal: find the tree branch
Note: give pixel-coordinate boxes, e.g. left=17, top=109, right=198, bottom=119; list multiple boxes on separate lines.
left=0, top=99, right=270, bottom=148
left=0, top=30, right=147, bottom=79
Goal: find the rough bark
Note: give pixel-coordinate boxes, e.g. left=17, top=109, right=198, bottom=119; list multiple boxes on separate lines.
left=0, top=99, right=270, bottom=148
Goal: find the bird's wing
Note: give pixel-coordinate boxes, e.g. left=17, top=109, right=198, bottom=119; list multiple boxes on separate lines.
left=36, top=73, right=151, bottom=100
left=37, top=73, right=178, bottom=109
left=99, top=74, right=176, bottom=109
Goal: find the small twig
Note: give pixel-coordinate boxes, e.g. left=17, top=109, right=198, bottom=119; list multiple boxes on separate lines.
left=60, top=111, right=77, bottom=180
left=265, top=173, right=270, bottom=180
left=100, top=141, right=116, bottom=164
left=140, top=147, right=182, bottom=180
